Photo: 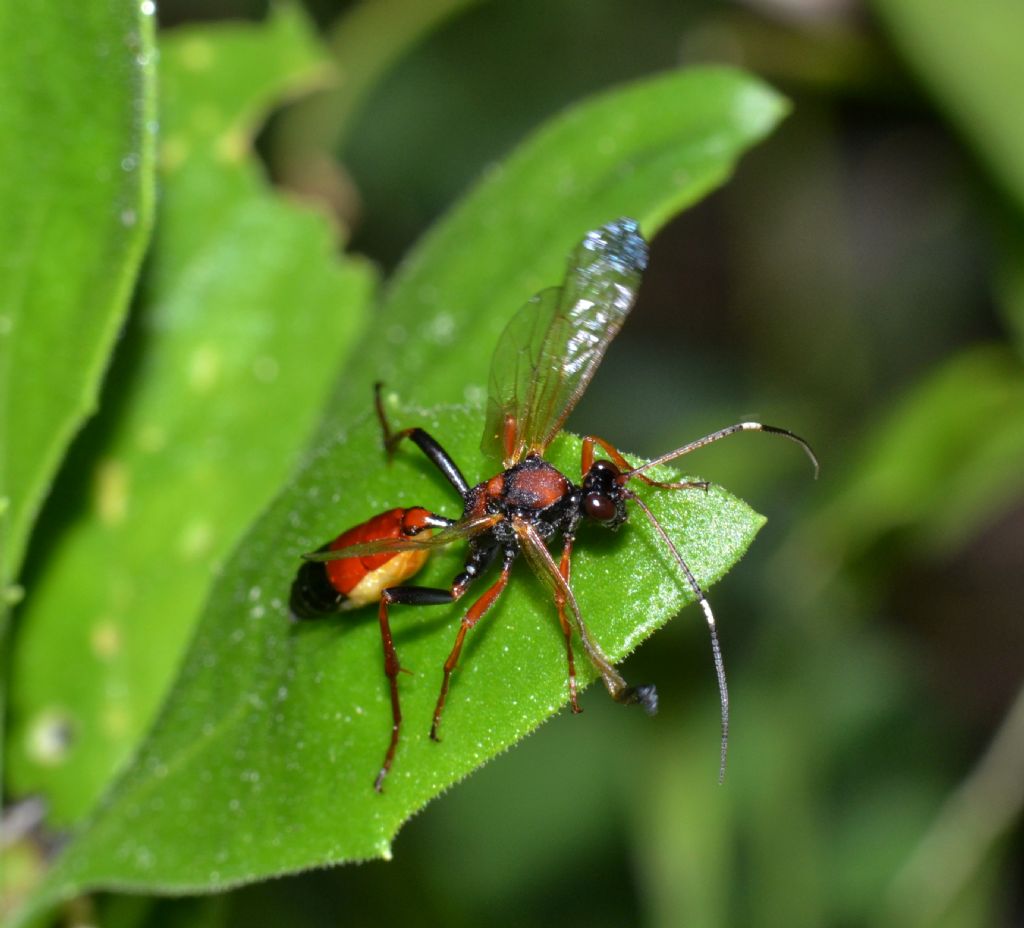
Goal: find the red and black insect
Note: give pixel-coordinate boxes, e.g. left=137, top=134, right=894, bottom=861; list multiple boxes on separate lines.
left=290, top=218, right=818, bottom=791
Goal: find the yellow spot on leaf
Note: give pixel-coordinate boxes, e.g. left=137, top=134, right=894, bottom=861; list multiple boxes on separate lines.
left=91, top=620, right=122, bottom=659
left=180, top=519, right=214, bottom=560
left=137, top=423, right=167, bottom=453
left=95, top=459, right=129, bottom=525
left=102, top=704, right=131, bottom=739
left=179, top=37, right=214, bottom=71
left=189, top=345, right=220, bottom=392
left=215, top=129, right=247, bottom=164
left=160, top=135, right=189, bottom=172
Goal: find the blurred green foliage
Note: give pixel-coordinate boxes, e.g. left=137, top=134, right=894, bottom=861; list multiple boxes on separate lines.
left=6, top=4, right=373, bottom=830
left=0, top=0, right=156, bottom=602
left=3, top=1, right=1024, bottom=927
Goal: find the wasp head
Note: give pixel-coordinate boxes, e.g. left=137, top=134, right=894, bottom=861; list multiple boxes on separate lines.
left=580, top=459, right=628, bottom=528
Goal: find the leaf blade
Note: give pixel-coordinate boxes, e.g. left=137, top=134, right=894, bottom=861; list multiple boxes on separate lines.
left=5, top=6, right=373, bottom=826
left=0, top=0, right=156, bottom=589
left=18, top=65, right=786, bottom=918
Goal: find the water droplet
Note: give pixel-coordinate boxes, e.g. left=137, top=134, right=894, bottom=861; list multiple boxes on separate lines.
left=121, top=153, right=139, bottom=172
left=120, top=208, right=137, bottom=227
left=26, top=709, right=75, bottom=765
left=140, top=0, right=155, bottom=15
left=425, top=313, right=455, bottom=345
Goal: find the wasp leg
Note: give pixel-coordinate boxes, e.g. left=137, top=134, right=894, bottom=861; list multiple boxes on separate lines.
left=374, top=383, right=470, bottom=498
left=375, top=585, right=459, bottom=792
left=555, top=535, right=581, bottom=714
left=430, top=551, right=516, bottom=741
left=373, top=543, right=497, bottom=790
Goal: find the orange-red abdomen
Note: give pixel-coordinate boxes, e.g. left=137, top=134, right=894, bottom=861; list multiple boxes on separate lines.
left=326, top=508, right=431, bottom=605
left=289, top=508, right=433, bottom=618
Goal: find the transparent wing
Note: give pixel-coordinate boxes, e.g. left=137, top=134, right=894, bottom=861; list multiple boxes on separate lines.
left=482, top=286, right=560, bottom=465
left=482, top=219, right=648, bottom=466
left=303, top=513, right=501, bottom=562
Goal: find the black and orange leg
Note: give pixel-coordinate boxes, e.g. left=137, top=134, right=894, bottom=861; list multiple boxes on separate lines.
left=554, top=535, right=581, bottom=713
left=374, top=584, right=460, bottom=791
left=430, top=551, right=516, bottom=740
left=582, top=434, right=709, bottom=492
left=374, top=383, right=470, bottom=498
left=372, top=544, right=496, bottom=790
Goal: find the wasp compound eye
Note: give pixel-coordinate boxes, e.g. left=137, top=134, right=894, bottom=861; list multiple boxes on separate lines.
left=583, top=492, right=617, bottom=522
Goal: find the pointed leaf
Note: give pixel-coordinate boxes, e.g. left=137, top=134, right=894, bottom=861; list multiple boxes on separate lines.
left=18, top=65, right=786, bottom=919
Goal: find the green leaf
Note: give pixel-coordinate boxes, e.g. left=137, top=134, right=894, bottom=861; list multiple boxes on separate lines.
left=29, top=406, right=763, bottom=898
left=873, top=0, right=1024, bottom=211
left=6, top=6, right=373, bottom=826
left=18, top=66, right=785, bottom=916
left=0, top=0, right=156, bottom=593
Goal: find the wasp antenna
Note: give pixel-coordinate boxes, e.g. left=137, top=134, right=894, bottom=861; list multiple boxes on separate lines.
left=626, top=490, right=730, bottom=783
left=743, top=423, right=820, bottom=479
left=699, top=596, right=729, bottom=784
left=627, top=421, right=819, bottom=481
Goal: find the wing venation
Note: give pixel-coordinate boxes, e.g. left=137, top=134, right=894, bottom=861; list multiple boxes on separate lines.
left=481, top=219, right=648, bottom=466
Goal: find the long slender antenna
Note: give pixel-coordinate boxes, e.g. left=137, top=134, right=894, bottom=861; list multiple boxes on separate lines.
left=627, top=422, right=819, bottom=480
left=626, top=490, right=729, bottom=783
